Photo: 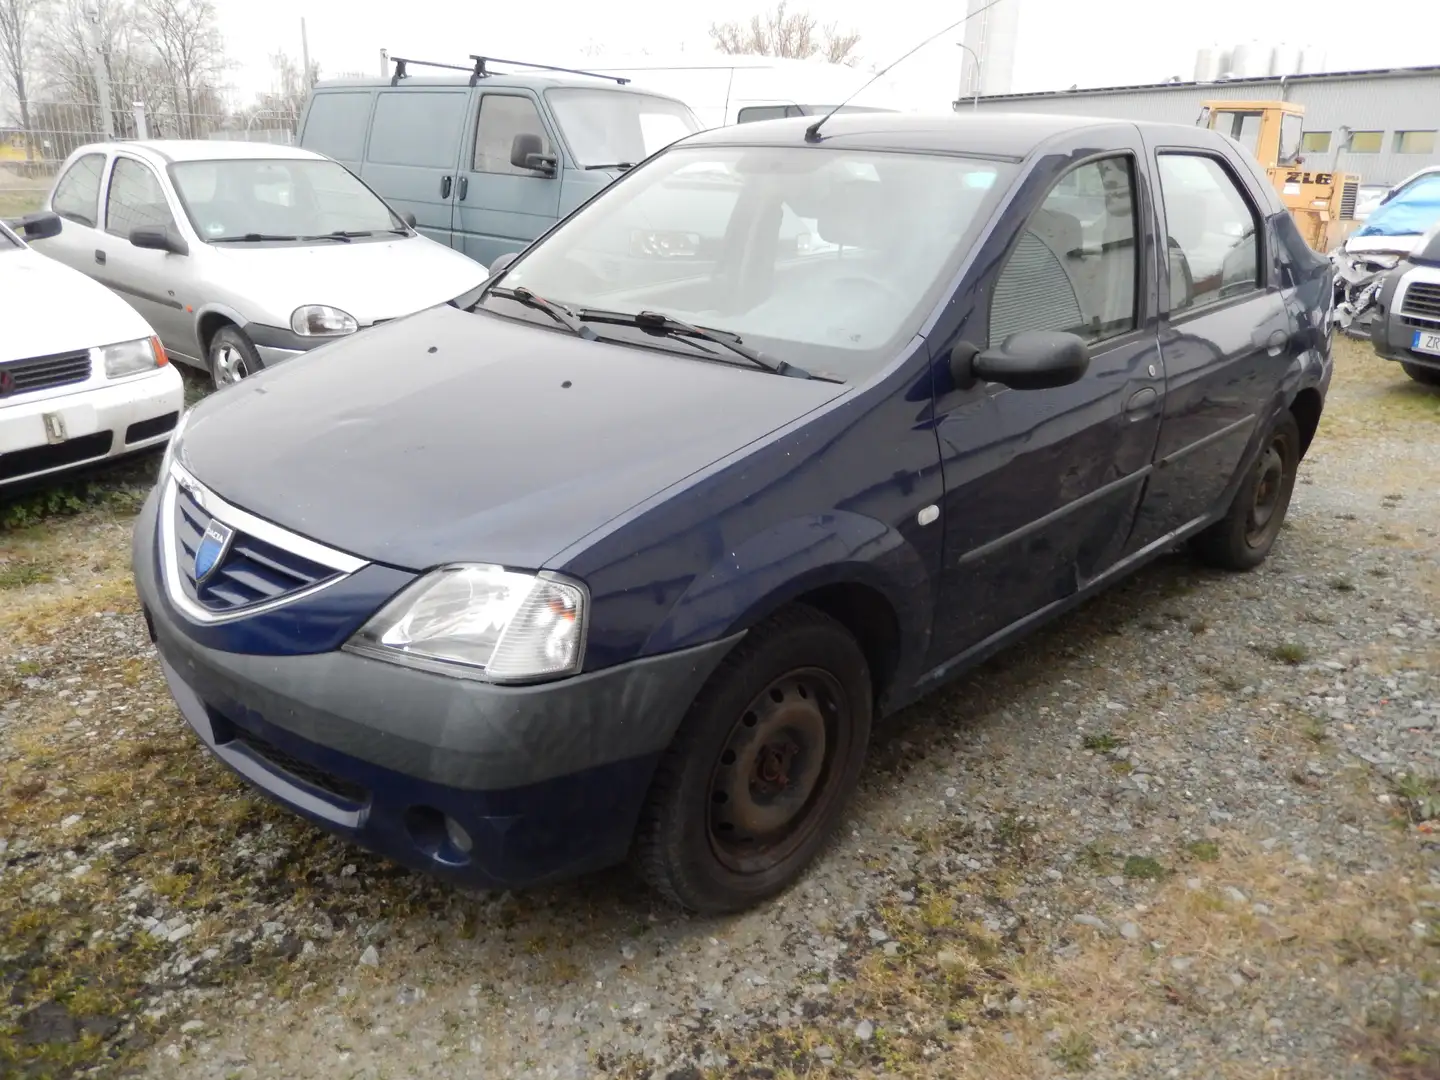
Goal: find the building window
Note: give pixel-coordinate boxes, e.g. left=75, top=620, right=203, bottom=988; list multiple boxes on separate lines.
left=1347, top=131, right=1384, bottom=154
left=1301, top=131, right=1331, bottom=153
left=1394, top=130, right=1437, bottom=155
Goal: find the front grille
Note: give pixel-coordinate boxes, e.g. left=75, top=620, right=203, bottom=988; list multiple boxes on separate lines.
left=1339, top=178, right=1359, bottom=221
left=1401, top=282, right=1440, bottom=327
left=125, top=411, right=179, bottom=445
left=0, top=350, right=92, bottom=397
left=231, top=729, right=368, bottom=803
left=0, top=431, right=112, bottom=481
left=173, top=484, right=339, bottom=613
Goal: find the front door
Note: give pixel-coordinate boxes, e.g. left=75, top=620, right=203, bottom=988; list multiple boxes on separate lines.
left=98, top=155, right=195, bottom=357
left=926, top=141, right=1164, bottom=676
left=453, top=90, right=563, bottom=268
left=1123, top=144, right=1295, bottom=551
left=358, top=87, right=469, bottom=248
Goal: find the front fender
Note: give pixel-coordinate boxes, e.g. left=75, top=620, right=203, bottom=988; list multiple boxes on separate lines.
left=641, top=510, right=933, bottom=699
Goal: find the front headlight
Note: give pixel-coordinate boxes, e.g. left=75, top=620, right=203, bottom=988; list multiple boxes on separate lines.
left=100, top=336, right=166, bottom=378
left=157, top=406, right=192, bottom=481
left=347, top=564, right=586, bottom=682
left=290, top=305, right=359, bottom=337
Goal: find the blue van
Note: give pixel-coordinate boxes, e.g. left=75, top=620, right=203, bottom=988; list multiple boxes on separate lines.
left=296, top=56, right=704, bottom=269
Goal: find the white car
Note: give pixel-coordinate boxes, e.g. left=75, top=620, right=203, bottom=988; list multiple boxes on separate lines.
left=1, top=211, right=184, bottom=490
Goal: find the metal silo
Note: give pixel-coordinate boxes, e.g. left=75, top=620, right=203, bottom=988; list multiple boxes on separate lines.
left=1194, top=46, right=1222, bottom=82
left=1270, top=41, right=1301, bottom=76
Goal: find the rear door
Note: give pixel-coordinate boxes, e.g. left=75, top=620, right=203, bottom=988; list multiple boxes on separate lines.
left=359, top=87, right=469, bottom=248
left=1123, top=138, right=1294, bottom=551
left=452, top=89, right=563, bottom=267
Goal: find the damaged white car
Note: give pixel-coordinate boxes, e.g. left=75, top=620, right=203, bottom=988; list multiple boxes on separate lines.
left=1332, top=166, right=1440, bottom=339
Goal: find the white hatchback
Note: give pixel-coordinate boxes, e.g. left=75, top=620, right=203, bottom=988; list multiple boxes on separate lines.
left=1, top=212, right=184, bottom=490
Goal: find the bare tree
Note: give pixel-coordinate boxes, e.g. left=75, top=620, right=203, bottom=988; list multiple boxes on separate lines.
left=709, top=2, right=861, bottom=67
left=139, top=0, right=222, bottom=138
left=0, top=0, right=46, bottom=159
left=237, top=48, right=316, bottom=134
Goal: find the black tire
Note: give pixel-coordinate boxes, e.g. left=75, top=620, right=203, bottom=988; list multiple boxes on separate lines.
left=208, top=325, right=264, bottom=390
left=1401, top=362, right=1440, bottom=387
left=631, top=605, right=872, bottom=914
left=1190, top=410, right=1301, bottom=571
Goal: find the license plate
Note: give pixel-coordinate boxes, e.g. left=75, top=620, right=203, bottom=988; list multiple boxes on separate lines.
left=1414, top=330, right=1440, bottom=356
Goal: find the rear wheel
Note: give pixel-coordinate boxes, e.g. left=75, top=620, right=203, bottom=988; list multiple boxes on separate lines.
left=1190, top=410, right=1301, bottom=571
left=631, top=606, right=872, bottom=914
left=208, top=326, right=263, bottom=390
left=1401, top=362, right=1440, bottom=387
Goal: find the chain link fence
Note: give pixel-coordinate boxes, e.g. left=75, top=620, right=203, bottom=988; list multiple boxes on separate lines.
left=2, top=76, right=300, bottom=219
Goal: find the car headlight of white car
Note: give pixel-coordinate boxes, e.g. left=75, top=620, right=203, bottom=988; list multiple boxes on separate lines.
left=291, top=305, right=359, bottom=337
left=100, top=336, right=167, bottom=378
left=347, top=565, right=587, bottom=682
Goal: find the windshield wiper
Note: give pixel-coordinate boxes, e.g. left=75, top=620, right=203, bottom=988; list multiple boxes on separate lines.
left=574, top=308, right=822, bottom=379
left=584, top=163, right=636, bottom=171
left=489, top=286, right=597, bottom=339
left=210, top=232, right=351, bottom=243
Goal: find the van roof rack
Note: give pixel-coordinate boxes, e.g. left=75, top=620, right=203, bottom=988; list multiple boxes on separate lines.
left=387, top=54, right=630, bottom=87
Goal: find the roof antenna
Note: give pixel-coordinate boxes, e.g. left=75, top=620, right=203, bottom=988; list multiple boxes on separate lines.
left=805, top=0, right=1009, bottom=144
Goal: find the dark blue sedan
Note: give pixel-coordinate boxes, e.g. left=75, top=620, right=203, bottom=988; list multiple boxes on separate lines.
left=133, top=111, right=1334, bottom=913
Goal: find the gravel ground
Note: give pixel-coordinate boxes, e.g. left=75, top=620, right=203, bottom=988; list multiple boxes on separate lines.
left=1, top=339, right=1437, bottom=1080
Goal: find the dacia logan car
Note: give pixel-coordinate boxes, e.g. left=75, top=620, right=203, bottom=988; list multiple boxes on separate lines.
left=133, top=112, right=1334, bottom=914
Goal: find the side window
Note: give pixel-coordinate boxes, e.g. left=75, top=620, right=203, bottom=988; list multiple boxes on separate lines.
left=990, top=155, right=1139, bottom=348
left=366, top=90, right=468, bottom=168
left=736, top=105, right=802, bottom=124
left=301, top=92, right=373, bottom=161
left=106, top=158, right=175, bottom=237
left=51, top=153, right=106, bottom=227
left=1157, top=153, right=1261, bottom=313
left=473, top=95, right=550, bottom=175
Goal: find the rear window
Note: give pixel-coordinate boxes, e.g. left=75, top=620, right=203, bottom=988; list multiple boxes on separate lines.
left=366, top=90, right=469, bottom=168
left=301, top=92, right=373, bottom=162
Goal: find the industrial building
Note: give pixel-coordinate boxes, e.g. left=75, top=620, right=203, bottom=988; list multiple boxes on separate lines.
left=965, top=62, right=1440, bottom=187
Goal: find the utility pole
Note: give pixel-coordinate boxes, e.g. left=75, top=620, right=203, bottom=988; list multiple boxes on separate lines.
left=954, top=41, right=982, bottom=112
left=300, top=17, right=312, bottom=87
left=85, top=5, right=115, bottom=138
left=380, top=48, right=389, bottom=78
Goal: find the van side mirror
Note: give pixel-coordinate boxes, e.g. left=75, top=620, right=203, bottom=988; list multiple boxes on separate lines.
left=130, top=224, right=188, bottom=256
left=510, top=133, right=557, bottom=177
left=18, top=210, right=62, bottom=241
left=949, top=331, right=1090, bottom=391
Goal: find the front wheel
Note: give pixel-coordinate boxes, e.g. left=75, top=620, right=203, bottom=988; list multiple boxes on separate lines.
left=208, top=326, right=263, bottom=390
left=631, top=606, right=872, bottom=914
left=1190, top=410, right=1301, bottom=571
left=1401, top=362, right=1440, bottom=387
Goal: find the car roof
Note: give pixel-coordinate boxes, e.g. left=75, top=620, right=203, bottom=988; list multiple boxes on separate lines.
left=314, top=74, right=683, bottom=98
left=681, top=110, right=1220, bottom=160
left=72, top=140, right=326, bottom=164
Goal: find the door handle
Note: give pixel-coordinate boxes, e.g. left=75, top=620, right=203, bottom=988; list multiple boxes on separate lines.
left=94, top=249, right=106, bottom=265
left=457, top=175, right=468, bottom=200
left=440, top=175, right=452, bottom=199
left=1125, top=386, right=1158, bottom=420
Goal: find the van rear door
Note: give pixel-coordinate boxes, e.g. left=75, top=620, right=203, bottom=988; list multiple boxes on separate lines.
left=359, top=87, right=470, bottom=248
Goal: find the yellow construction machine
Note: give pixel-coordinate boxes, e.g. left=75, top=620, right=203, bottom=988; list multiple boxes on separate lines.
left=1198, top=100, right=1360, bottom=252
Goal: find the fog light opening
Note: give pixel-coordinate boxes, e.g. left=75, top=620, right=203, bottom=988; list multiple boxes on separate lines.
left=444, top=815, right=473, bottom=855
left=404, top=805, right=472, bottom=863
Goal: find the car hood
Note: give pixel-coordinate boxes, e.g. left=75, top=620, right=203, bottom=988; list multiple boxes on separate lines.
left=209, top=234, right=488, bottom=324
left=178, top=305, right=848, bottom=571
left=1, top=248, right=154, bottom=362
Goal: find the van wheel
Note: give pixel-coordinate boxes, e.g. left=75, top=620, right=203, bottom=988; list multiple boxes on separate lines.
left=208, top=326, right=263, bottom=389
left=1190, top=410, right=1300, bottom=571
left=1401, top=362, right=1440, bottom=387
left=631, top=606, right=872, bottom=914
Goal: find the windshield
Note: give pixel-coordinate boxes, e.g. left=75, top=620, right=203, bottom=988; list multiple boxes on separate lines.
left=168, top=158, right=403, bottom=242
left=1279, top=112, right=1303, bottom=166
left=545, top=89, right=702, bottom=168
left=488, top=145, right=1012, bottom=380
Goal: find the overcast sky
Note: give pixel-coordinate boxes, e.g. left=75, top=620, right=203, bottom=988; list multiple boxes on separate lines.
left=217, top=0, right=1440, bottom=107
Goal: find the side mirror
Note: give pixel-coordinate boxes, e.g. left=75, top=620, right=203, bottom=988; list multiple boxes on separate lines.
left=402, top=211, right=417, bottom=228
left=950, top=331, right=1090, bottom=391
left=18, top=210, right=62, bottom=241
left=130, top=224, right=188, bottom=256
left=510, top=133, right=557, bottom=177
left=486, top=250, right=519, bottom=278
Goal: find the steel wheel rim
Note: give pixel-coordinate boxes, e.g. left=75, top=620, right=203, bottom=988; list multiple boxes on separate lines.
left=214, top=344, right=249, bottom=386
left=1246, top=439, right=1287, bottom=546
left=706, top=667, right=848, bottom=876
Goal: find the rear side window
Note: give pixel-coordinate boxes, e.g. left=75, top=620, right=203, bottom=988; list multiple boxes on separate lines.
left=106, top=157, right=175, bottom=236
left=366, top=90, right=468, bottom=168
left=52, top=153, right=106, bottom=227
left=990, top=155, right=1139, bottom=348
left=472, top=94, right=549, bottom=175
left=302, top=92, right=373, bottom=161
left=1157, top=153, right=1261, bottom=312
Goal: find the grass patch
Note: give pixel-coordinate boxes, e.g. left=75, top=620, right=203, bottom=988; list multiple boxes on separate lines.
left=1391, top=774, right=1440, bottom=823
left=1122, top=855, right=1166, bottom=880
left=1268, top=642, right=1310, bottom=665
left=1329, top=576, right=1356, bottom=592
left=0, top=558, right=53, bottom=588
left=1054, top=1029, right=1096, bottom=1071
left=1081, top=733, right=1123, bottom=753
left=1185, top=840, right=1220, bottom=863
